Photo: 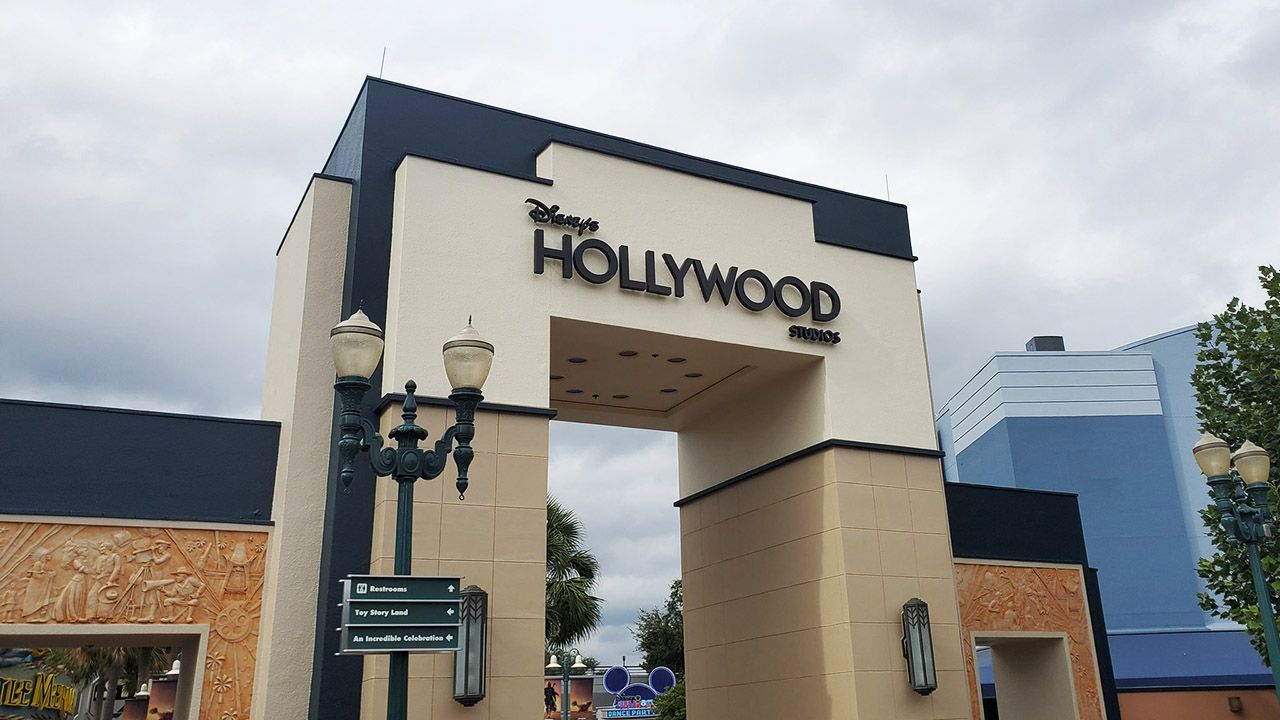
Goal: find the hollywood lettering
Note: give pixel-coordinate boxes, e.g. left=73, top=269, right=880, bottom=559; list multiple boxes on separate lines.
left=532, top=229, right=840, bottom=322
left=526, top=198, right=600, bottom=236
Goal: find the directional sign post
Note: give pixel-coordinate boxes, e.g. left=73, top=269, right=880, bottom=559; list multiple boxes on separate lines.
left=339, top=575, right=463, bottom=654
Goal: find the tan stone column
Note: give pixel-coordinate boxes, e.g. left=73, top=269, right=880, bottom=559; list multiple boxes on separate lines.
left=680, top=447, right=971, bottom=720
left=255, top=176, right=351, bottom=720
left=359, top=405, right=550, bottom=720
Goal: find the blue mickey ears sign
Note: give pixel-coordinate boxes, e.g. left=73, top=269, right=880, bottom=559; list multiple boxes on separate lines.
left=603, top=665, right=677, bottom=700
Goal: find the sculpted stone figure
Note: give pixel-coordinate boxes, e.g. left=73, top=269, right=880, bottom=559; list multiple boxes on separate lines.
left=161, top=567, right=205, bottom=623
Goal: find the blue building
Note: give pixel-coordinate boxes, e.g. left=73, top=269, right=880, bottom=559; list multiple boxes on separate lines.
left=936, top=328, right=1271, bottom=700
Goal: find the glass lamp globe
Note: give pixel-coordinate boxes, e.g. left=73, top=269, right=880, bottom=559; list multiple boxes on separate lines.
left=1234, top=441, right=1272, bottom=486
left=546, top=654, right=561, bottom=670
left=442, top=320, right=494, bottom=390
left=330, top=309, right=385, bottom=379
left=572, top=654, right=587, bottom=670
left=1193, top=433, right=1232, bottom=477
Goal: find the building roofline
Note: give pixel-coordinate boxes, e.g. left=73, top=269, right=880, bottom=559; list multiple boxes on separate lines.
left=937, top=349, right=1158, bottom=417
left=361, top=76, right=908, bottom=211
left=0, top=397, right=279, bottom=428
left=945, top=481, right=1081, bottom=499
left=1113, top=324, right=1199, bottom=352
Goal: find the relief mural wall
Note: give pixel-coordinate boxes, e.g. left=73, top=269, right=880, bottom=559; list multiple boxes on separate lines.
left=0, top=520, right=268, bottom=719
left=954, top=562, right=1104, bottom=720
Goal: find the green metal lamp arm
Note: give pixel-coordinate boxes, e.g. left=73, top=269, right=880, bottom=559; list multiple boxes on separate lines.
left=1208, top=472, right=1244, bottom=543
left=334, top=376, right=482, bottom=499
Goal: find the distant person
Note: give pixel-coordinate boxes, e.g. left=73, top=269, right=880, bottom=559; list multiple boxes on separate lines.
left=544, top=681, right=558, bottom=712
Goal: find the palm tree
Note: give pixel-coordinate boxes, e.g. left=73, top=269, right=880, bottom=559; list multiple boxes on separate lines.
left=39, top=646, right=172, bottom=719
left=546, top=496, right=603, bottom=648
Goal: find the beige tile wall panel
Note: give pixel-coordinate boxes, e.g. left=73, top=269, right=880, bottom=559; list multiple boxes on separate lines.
left=361, top=402, right=549, bottom=719
left=255, top=176, right=351, bottom=720
left=680, top=448, right=970, bottom=720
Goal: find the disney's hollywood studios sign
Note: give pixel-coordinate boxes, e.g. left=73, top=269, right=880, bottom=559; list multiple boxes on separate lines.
left=527, top=199, right=841, bottom=328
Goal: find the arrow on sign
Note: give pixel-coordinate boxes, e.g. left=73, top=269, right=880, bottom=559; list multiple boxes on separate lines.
left=448, top=585, right=456, bottom=592
left=446, top=634, right=454, bottom=642
left=447, top=608, right=455, bottom=616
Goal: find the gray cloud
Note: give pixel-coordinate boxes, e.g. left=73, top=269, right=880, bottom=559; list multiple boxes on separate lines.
left=1, top=0, right=1275, bottom=660
left=549, top=422, right=679, bottom=664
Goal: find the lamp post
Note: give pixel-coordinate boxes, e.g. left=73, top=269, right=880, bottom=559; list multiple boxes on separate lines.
left=330, top=310, right=495, bottom=720
left=1193, top=433, right=1280, bottom=703
left=545, top=649, right=586, bottom=720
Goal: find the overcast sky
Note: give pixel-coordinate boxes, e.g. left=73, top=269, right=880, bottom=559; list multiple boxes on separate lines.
left=1, top=2, right=1276, bottom=664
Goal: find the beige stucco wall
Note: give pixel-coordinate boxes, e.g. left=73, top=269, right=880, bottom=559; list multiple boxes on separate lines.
left=366, top=143, right=960, bottom=719
left=255, top=176, right=351, bottom=720
left=680, top=448, right=970, bottom=720
left=383, top=143, right=938, bottom=498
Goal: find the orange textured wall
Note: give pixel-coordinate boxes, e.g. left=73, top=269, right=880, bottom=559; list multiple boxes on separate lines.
left=954, top=562, right=1105, bottom=720
left=1119, top=689, right=1280, bottom=720
left=0, top=520, right=268, bottom=719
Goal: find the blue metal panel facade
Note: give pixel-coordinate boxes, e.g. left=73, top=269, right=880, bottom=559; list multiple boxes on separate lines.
left=935, top=326, right=1272, bottom=689
left=1000, top=415, right=1204, bottom=630
left=1117, top=326, right=1216, bottom=618
left=952, top=420, right=1017, bottom=488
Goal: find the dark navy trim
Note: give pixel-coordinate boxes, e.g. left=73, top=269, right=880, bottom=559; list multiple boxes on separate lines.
left=673, top=438, right=943, bottom=507
left=0, top=398, right=279, bottom=527
left=276, top=173, right=355, bottom=256
left=0, top=511, right=275, bottom=528
left=0, top=397, right=280, bottom=427
left=368, top=76, right=906, bottom=211
left=945, top=482, right=1091, bottom=565
left=533, top=138, right=817, bottom=204
left=1087, top=567, right=1123, bottom=719
left=376, top=393, right=558, bottom=418
left=1116, top=679, right=1275, bottom=691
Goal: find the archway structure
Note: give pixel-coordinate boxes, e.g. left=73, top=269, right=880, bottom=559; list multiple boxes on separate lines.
left=259, top=78, right=968, bottom=720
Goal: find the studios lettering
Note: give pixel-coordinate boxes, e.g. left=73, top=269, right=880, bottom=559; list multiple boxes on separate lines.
left=529, top=209, right=841, bottom=325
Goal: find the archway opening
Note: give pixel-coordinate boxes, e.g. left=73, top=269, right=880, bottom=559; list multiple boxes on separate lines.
left=975, top=634, right=1078, bottom=720
left=0, top=625, right=205, bottom=720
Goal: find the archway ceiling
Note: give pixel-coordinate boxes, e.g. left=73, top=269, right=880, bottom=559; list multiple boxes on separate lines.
left=548, top=317, right=817, bottom=430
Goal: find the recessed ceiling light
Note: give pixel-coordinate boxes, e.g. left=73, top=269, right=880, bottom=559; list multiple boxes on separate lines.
left=612, top=394, right=630, bottom=399
left=684, top=373, right=703, bottom=378
left=550, top=374, right=565, bottom=380
left=667, top=357, right=687, bottom=364
left=566, top=389, right=584, bottom=394
left=568, top=357, right=588, bottom=364
left=660, top=388, right=678, bottom=393
left=618, top=351, right=638, bottom=357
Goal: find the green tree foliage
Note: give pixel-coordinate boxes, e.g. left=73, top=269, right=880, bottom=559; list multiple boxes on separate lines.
left=546, top=496, right=603, bottom=648
left=39, top=646, right=171, bottom=719
left=652, top=677, right=686, bottom=720
left=1193, top=265, right=1280, bottom=665
left=632, top=579, right=684, bottom=676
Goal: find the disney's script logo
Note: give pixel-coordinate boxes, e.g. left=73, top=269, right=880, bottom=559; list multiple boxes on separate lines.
left=525, top=198, right=599, bottom=236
